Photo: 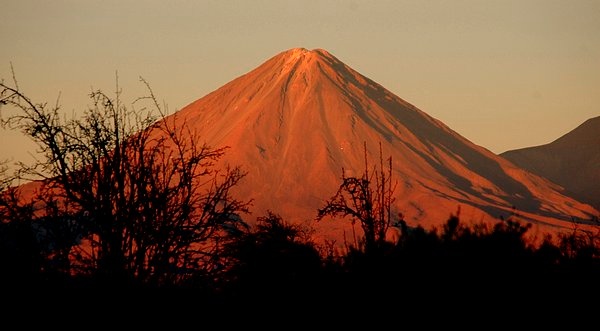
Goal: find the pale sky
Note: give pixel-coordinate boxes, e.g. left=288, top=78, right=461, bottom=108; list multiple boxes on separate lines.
left=2, top=0, right=599, bottom=168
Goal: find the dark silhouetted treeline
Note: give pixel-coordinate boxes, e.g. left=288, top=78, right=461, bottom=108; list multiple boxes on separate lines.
left=2, top=207, right=599, bottom=300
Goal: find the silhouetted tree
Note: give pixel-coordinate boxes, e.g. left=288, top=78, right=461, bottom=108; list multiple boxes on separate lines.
left=0, top=69, right=250, bottom=287
left=221, top=211, right=322, bottom=301
left=555, top=224, right=600, bottom=277
left=0, top=161, right=46, bottom=286
left=317, top=142, right=397, bottom=255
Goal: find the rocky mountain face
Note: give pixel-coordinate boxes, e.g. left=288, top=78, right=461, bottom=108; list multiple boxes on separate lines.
left=155, top=48, right=598, bottom=242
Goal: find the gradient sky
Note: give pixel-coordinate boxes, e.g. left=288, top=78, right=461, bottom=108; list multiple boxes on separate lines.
left=2, top=0, right=599, bottom=168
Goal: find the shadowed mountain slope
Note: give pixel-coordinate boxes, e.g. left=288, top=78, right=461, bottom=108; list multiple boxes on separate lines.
left=501, top=116, right=600, bottom=211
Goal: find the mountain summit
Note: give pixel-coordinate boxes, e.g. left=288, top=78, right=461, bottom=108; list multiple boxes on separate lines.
left=170, top=48, right=597, bottom=239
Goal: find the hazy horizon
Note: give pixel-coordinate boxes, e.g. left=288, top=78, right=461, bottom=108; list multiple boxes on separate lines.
left=2, top=0, right=599, bottom=167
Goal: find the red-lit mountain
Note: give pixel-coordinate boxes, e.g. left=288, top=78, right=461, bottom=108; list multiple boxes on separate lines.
left=168, top=48, right=597, bottom=241
left=501, top=116, right=600, bottom=211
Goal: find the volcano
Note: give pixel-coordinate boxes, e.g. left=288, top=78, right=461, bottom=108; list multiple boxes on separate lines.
left=168, top=48, right=597, bottom=240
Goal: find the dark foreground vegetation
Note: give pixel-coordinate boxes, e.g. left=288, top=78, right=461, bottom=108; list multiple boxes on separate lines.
left=1, top=73, right=598, bottom=314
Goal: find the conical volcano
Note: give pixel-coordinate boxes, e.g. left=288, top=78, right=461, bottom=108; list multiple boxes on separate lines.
left=171, top=48, right=597, bottom=239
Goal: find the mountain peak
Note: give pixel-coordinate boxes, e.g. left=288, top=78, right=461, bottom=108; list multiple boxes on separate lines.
left=279, top=47, right=332, bottom=58
left=282, top=47, right=310, bottom=56
left=172, top=48, right=598, bottom=242
left=274, top=47, right=337, bottom=69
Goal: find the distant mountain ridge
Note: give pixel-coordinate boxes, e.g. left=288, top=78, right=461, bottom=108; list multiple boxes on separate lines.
left=158, top=48, right=597, bottom=242
left=501, top=116, right=600, bottom=211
